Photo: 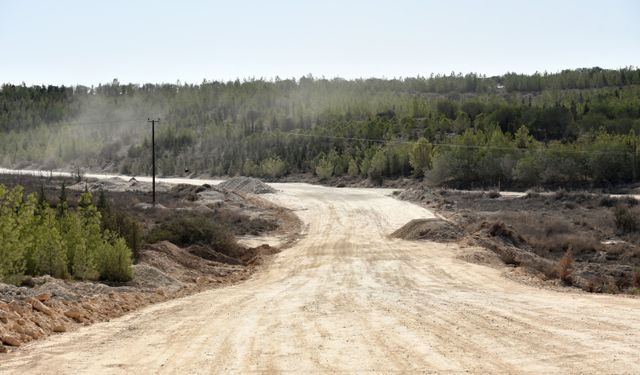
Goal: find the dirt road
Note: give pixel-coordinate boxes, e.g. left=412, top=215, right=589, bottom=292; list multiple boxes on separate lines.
left=2, top=183, right=640, bottom=374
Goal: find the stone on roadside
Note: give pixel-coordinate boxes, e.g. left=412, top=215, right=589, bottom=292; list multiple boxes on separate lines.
left=53, top=325, right=67, bottom=333
left=35, top=293, right=51, bottom=302
left=1, top=335, right=22, bottom=347
left=28, top=298, right=53, bottom=316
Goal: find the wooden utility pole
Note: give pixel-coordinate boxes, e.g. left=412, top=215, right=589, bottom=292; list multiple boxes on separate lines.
left=148, top=118, right=160, bottom=205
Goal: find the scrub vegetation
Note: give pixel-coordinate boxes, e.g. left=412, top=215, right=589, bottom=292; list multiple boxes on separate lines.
left=2, top=67, right=640, bottom=188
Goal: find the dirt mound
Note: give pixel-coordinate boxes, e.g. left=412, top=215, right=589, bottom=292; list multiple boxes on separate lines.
left=218, top=177, right=275, bottom=194
left=397, top=186, right=444, bottom=205
left=487, top=222, right=526, bottom=247
left=186, top=245, right=242, bottom=265
left=138, top=241, right=245, bottom=282
left=129, top=264, right=183, bottom=290
left=0, top=276, right=168, bottom=350
left=68, top=177, right=170, bottom=193
left=391, top=218, right=463, bottom=242
left=170, top=184, right=212, bottom=201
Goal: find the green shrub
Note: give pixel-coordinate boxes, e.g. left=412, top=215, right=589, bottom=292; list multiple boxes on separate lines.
left=98, top=232, right=133, bottom=282
left=260, top=157, right=287, bottom=178
left=347, top=159, right=359, bottom=177
left=0, top=185, right=28, bottom=282
left=315, top=157, right=334, bottom=180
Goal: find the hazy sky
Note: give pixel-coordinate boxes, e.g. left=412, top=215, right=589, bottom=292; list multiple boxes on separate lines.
left=1, top=0, right=639, bottom=86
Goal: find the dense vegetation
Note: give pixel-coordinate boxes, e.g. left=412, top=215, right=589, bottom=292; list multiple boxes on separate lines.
left=0, top=184, right=133, bottom=283
left=2, top=67, right=640, bottom=188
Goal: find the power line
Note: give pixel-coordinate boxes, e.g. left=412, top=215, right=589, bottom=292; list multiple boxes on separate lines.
left=10, top=118, right=637, bottom=157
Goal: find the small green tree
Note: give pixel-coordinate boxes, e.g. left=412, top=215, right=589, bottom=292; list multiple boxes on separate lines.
left=315, top=157, right=334, bottom=180
left=347, top=158, right=359, bottom=177
left=368, top=150, right=386, bottom=185
left=59, top=209, right=87, bottom=276
left=409, top=137, right=433, bottom=177
left=75, top=192, right=101, bottom=280
left=56, top=181, right=67, bottom=217
left=242, top=159, right=260, bottom=176
left=31, top=206, right=67, bottom=278
left=98, top=231, right=133, bottom=282
left=0, top=185, right=26, bottom=282
left=260, top=157, right=287, bottom=178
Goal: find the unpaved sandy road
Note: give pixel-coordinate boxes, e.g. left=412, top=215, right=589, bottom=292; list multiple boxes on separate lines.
left=2, top=183, right=640, bottom=374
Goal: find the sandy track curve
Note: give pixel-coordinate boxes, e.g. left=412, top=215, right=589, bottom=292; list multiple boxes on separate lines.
left=2, top=183, right=640, bottom=374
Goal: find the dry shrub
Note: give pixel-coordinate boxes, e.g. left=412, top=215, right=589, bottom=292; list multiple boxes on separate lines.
left=146, top=213, right=239, bottom=255
left=613, top=205, right=640, bottom=233
left=614, top=274, right=630, bottom=291
left=605, top=280, right=620, bottom=294
left=632, top=268, right=640, bottom=288
left=531, top=233, right=599, bottom=257
left=583, top=278, right=604, bottom=293
left=487, top=190, right=501, bottom=199
left=524, top=190, right=540, bottom=199
left=557, top=249, right=574, bottom=284
left=499, top=250, right=519, bottom=266
left=488, top=222, right=524, bottom=246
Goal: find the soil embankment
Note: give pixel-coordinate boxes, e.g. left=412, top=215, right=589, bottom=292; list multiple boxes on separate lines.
left=398, top=186, right=640, bottom=293
left=0, top=174, right=300, bottom=352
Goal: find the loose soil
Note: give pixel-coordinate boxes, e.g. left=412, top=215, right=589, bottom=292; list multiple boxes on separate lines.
left=1, top=182, right=639, bottom=374
left=398, top=185, right=640, bottom=294
left=0, top=174, right=300, bottom=353
left=391, top=218, right=463, bottom=242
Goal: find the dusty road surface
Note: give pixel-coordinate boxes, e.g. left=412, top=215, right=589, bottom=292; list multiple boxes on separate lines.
left=2, top=183, right=640, bottom=374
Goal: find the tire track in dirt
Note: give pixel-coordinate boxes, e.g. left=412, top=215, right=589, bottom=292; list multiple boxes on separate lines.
left=1, top=182, right=640, bottom=374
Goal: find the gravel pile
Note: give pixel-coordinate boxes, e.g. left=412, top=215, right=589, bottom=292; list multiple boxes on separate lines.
left=218, top=177, right=276, bottom=194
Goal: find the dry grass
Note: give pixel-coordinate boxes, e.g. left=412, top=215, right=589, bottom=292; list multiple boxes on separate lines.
left=495, top=213, right=601, bottom=259
left=557, top=249, right=575, bottom=284
left=613, top=205, right=640, bottom=233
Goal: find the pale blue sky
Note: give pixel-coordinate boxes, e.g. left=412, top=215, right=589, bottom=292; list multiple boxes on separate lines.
left=1, top=0, right=638, bottom=86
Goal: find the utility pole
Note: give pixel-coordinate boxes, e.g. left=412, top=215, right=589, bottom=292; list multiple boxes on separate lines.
left=148, top=118, right=160, bottom=205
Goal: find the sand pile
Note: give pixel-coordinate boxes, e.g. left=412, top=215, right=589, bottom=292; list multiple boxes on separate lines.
left=391, top=218, right=463, bottom=242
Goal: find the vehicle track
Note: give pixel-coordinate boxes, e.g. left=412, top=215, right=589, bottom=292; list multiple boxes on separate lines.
left=1, top=183, right=639, bottom=374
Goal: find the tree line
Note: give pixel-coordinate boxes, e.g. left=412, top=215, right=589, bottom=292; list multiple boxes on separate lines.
left=1, top=67, right=640, bottom=188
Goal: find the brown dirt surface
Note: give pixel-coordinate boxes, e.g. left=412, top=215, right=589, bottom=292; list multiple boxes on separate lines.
left=0, top=173, right=300, bottom=353
left=1, top=183, right=640, bottom=374
left=391, top=218, right=463, bottom=242
left=398, top=185, right=640, bottom=294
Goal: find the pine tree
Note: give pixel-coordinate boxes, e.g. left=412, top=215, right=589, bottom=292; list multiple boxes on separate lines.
left=409, top=138, right=433, bottom=177
left=57, top=181, right=68, bottom=217
left=0, top=185, right=27, bottom=282
left=59, top=210, right=86, bottom=277
left=75, top=191, right=101, bottom=280
left=98, top=231, right=133, bottom=282
left=31, top=206, right=67, bottom=278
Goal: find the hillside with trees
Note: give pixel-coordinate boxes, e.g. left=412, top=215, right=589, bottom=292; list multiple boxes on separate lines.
left=1, top=67, right=640, bottom=189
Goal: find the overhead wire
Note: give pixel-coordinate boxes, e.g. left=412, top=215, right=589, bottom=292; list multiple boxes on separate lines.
left=13, top=118, right=637, bottom=157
